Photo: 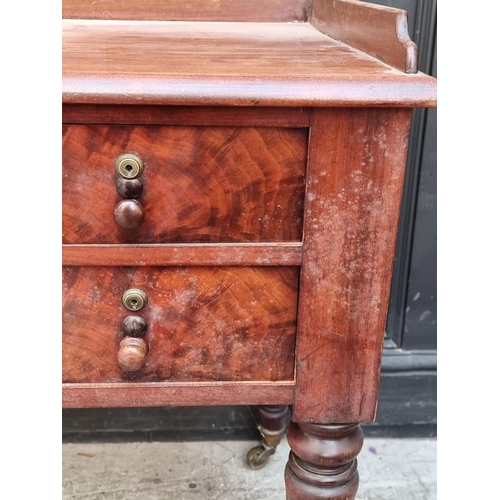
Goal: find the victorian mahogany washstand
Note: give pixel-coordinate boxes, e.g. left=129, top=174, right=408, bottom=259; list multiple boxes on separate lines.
left=62, top=1, right=437, bottom=497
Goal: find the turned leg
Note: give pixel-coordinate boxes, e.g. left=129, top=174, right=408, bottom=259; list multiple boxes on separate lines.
left=285, top=422, right=364, bottom=500
left=246, top=405, right=289, bottom=469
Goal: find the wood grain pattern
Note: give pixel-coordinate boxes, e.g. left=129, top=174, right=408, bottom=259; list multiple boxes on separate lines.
left=311, top=0, right=418, bottom=73
left=259, top=405, right=289, bottom=434
left=113, top=199, right=145, bottom=229
left=62, top=266, right=299, bottom=383
left=62, top=243, right=303, bottom=267
left=285, top=423, right=363, bottom=499
left=293, top=107, right=412, bottom=424
left=62, top=381, right=295, bottom=408
left=62, top=125, right=307, bottom=243
left=117, top=337, right=148, bottom=372
left=62, top=0, right=307, bottom=22
left=62, top=20, right=437, bottom=107
left=62, top=104, right=311, bottom=128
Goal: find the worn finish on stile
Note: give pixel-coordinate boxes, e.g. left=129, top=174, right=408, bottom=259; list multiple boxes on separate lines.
left=62, top=1, right=437, bottom=498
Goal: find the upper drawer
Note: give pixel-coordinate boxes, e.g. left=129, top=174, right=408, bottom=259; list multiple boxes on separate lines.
left=62, top=125, right=307, bottom=243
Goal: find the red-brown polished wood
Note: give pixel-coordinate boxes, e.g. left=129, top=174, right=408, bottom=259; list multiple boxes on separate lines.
left=293, top=107, right=412, bottom=424
left=121, top=315, right=148, bottom=337
left=62, top=243, right=303, bottom=267
left=62, top=125, right=307, bottom=244
left=61, top=3, right=437, bottom=496
left=63, top=266, right=299, bottom=383
left=117, top=337, right=149, bottom=372
left=285, top=423, right=363, bottom=499
left=311, top=0, right=418, bottom=73
left=62, top=0, right=308, bottom=22
left=62, top=20, right=437, bottom=107
left=259, top=405, right=290, bottom=435
left=62, top=381, right=295, bottom=409
left=113, top=199, right=145, bottom=229
left=62, top=105, right=311, bottom=128
left=116, top=178, right=143, bottom=199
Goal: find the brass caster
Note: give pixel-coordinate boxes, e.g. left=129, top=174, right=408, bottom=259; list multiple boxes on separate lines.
left=246, top=443, right=276, bottom=470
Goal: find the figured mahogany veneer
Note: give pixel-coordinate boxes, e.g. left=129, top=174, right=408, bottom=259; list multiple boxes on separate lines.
left=62, top=266, right=299, bottom=383
left=62, top=125, right=307, bottom=244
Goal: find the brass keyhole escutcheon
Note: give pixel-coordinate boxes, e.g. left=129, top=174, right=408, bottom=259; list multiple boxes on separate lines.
left=122, top=289, right=148, bottom=311
left=115, top=153, right=144, bottom=179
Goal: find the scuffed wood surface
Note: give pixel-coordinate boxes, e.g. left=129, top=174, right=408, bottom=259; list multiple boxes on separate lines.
left=62, top=0, right=308, bottom=22
left=63, top=104, right=311, bottom=127
left=293, top=108, right=412, bottom=424
left=62, top=243, right=303, bottom=267
left=62, top=381, right=295, bottom=408
left=62, top=125, right=306, bottom=243
left=311, top=0, right=418, bottom=73
left=62, top=20, right=437, bottom=107
left=63, top=266, right=299, bottom=383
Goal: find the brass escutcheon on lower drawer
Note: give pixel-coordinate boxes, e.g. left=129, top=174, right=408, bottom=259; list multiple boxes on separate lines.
left=122, top=288, right=148, bottom=311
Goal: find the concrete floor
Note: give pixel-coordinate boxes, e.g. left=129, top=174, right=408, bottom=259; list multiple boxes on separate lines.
left=62, top=438, right=436, bottom=499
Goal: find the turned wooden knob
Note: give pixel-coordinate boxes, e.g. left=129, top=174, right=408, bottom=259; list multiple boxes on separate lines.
left=117, top=336, right=148, bottom=372
left=122, top=315, right=148, bottom=337
left=114, top=199, right=144, bottom=229
left=117, top=178, right=144, bottom=199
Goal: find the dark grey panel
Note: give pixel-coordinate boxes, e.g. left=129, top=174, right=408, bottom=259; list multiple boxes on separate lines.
left=403, top=23, right=437, bottom=350
left=379, top=0, right=437, bottom=349
left=373, top=371, right=436, bottom=426
left=62, top=406, right=263, bottom=443
left=403, top=108, right=437, bottom=349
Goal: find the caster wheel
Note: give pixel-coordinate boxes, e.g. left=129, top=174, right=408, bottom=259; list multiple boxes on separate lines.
left=246, top=444, right=276, bottom=470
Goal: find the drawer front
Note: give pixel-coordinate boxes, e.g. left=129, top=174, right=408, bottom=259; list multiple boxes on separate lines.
left=62, top=266, right=299, bottom=383
left=62, top=125, right=307, bottom=243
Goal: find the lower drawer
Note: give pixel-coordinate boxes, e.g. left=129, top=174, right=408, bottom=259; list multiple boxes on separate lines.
left=62, top=266, right=299, bottom=383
